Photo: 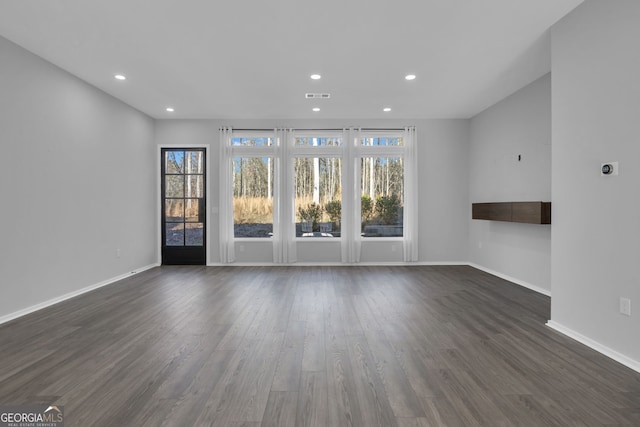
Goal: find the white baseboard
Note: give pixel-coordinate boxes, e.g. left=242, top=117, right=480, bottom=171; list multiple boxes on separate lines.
left=546, top=320, right=640, bottom=374
left=415, top=261, right=469, bottom=266
left=467, top=263, right=551, bottom=297
left=0, top=263, right=159, bottom=326
left=206, top=261, right=469, bottom=267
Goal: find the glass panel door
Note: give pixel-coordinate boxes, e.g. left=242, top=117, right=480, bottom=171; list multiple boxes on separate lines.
left=161, top=148, right=206, bottom=265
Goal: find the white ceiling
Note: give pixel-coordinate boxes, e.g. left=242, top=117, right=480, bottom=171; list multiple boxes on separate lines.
left=0, top=0, right=582, bottom=120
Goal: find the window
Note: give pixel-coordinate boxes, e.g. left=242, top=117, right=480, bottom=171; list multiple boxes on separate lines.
left=229, top=135, right=276, bottom=238
left=233, top=157, right=274, bottom=238
left=295, top=136, right=342, bottom=147
left=232, top=136, right=274, bottom=147
left=294, top=157, right=342, bottom=237
left=292, top=134, right=343, bottom=238
left=164, top=150, right=205, bottom=246
left=361, top=136, right=404, bottom=147
left=360, top=157, right=404, bottom=237
left=220, top=127, right=417, bottom=263
left=357, top=134, right=406, bottom=238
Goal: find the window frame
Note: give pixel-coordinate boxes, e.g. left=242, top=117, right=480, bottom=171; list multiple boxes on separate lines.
left=229, top=131, right=278, bottom=241
left=290, top=131, right=344, bottom=241
left=355, top=131, right=406, bottom=241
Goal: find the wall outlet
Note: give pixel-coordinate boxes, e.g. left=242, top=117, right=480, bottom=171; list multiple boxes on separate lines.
left=619, top=297, right=631, bottom=316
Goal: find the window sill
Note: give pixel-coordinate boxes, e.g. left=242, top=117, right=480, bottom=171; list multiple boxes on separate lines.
left=295, top=237, right=341, bottom=241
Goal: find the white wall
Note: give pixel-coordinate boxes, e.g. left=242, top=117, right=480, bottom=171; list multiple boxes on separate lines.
left=550, top=0, right=640, bottom=365
left=154, top=119, right=469, bottom=264
left=154, top=120, right=220, bottom=264
left=469, top=74, right=552, bottom=293
left=420, top=120, right=470, bottom=263
left=0, top=36, right=157, bottom=320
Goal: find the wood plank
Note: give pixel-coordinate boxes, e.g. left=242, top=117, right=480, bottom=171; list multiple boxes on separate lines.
left=472, top=201, right=551, bottom=224
left=346, top=334, right=398, bottom=427
left=262, top=391, right=298, bottom=427
left=296, top=371, right=328, bottom=427
left=512, top=201, right=551, bottom=224
left=324, top=330, right=365, bottom=427
left=0, top=265, right=638, bottom=426
left=472, top=202, right=512, bottom=221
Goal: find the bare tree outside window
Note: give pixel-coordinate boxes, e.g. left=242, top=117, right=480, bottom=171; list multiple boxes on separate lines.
left=360, top=156, right=404, bottom=237
left=294, top=156, right=342, bottom=237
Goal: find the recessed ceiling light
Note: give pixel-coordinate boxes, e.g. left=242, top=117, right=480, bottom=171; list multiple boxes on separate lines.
left=383, top=107, right=392, bottom=112
left=310, top=74, right=322, bottom=80
left=405, top=74, right=416, bottom=81
left=114, top=74, right=126, bottom=80
left=166, top=107, right=175, bottom=112
left=312, top=107, right=320, bottom=112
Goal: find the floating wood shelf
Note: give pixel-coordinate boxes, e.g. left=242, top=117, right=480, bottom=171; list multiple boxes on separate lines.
left=472, top=202, right=551, bottom=224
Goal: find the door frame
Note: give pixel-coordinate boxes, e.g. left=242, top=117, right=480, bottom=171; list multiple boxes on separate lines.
left=157, top=144, right=211, bottom=265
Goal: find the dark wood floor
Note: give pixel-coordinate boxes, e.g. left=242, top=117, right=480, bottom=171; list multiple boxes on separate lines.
left=1, top=266, right=639, bottom=426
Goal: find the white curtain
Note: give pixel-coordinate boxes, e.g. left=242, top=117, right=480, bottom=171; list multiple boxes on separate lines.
left=343, top=127, right=362, bottom=263
left=340, top=128, right=353, bottom=263
left=273, top=128, right=296, bottom=263
left=403, top=126, right=418, bottom=262
left=218, top=127, right=235, bottom=263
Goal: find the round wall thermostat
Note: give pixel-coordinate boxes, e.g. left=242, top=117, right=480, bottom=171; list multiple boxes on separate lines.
left=602, top=164, right=613, bottom=175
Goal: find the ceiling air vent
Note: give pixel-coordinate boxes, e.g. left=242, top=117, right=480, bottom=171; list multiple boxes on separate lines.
left=305, top=93, right=331, bottom=99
